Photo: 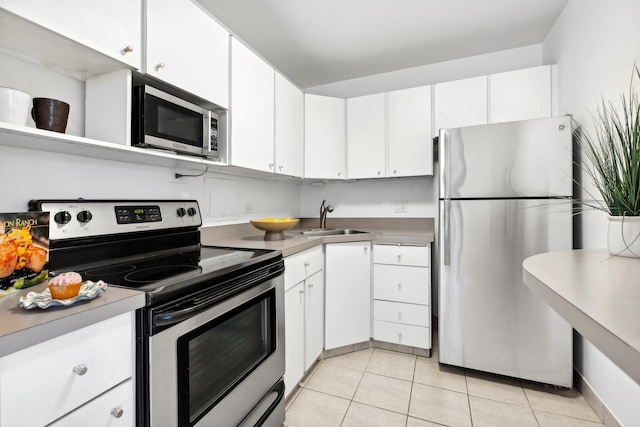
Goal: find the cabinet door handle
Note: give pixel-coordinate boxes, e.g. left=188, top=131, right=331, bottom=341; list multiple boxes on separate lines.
left=398, top=332, right=402, bottom=342
left=156, top=62, right=165, bottom=70
left=363, top=247, right=368, bottom=255
left=269, top=163, right=274, bottom=170
left=111, top=406, right=124, bottom=419
left=72, top=364, right=88, bottom=376
left=308, top=283, right=314, bottom=288
left=123, top=45, right=134, bottom=53
left=397, top=254, right=402, bottom=262
left=397, top=312, right=402, bottom=321
left=304, top=262, right=310, bottom=267
left=397, top=282, right=402, bottom=291
left=337, top=172, right=341, bottom=177
left=279, top=165, right=284, bottom=172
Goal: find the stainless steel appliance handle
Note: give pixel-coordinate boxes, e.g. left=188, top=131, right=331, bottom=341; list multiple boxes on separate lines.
left=439, top=128, right=450, bottom=200
left=443, top=199, right=451, bottom=266
left=153, top=302, right=214, bottom=327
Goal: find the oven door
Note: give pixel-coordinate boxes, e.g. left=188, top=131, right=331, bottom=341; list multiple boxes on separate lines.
left=147, top=274, right=285, bottom=427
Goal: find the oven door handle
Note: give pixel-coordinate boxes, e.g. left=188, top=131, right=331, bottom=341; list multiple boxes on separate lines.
left=153, top=303, right=211, bottom=328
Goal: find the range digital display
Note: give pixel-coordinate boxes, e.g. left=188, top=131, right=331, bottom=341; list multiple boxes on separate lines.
left=115, top=205, right=162, bottom=224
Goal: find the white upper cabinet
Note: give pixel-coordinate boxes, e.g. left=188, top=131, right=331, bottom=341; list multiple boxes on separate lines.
left=388, top=85, right=433, bottom=177
left=304, top=94, right=347, bottom=180
left=434, top=76, right=488, bottom=135
left=145, top=0, right=229, bottom=107
left=275, top=72, right=304, bottom=177
left=347, top=93, right=386, bottom=179
left=489, top=65, right=552, bottom=123
left=230, top=37, right=275, bottom=173
left=0, top=0, right=142, bottom=70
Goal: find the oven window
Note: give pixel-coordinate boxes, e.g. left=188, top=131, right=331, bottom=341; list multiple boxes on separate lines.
left=177, top=288, right=276, bottom=426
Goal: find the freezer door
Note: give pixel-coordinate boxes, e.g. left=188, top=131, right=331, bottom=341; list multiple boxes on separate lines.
left=438, top=198, right=573, bottom=387
left=441, top=116, right=573, bottom=199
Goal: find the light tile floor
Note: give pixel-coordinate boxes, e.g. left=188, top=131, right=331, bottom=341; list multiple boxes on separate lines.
left=284, top=337, right=604, bottom=427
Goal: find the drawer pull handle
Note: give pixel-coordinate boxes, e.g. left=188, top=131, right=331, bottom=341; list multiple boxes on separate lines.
left=397, top=254, right=401, bottom=262
left=397, top=312, right=402, bottom=321
left=111, top=406, right=124, bottom=419
left=398, top=332, right=402, bottom=342
left=398, top=282, right=402, bottom=291
left=308, top=283, right=314, bottom=288
left=304, top=262, right=310, bottom=267
left=72, top=364, right=88, bottom=376
left=123, top=45, right=134, bottom=53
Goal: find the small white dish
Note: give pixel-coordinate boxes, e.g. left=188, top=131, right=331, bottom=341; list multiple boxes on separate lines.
left=0, top=87, right=31, bottom=125
left=19, top=280, right=107, bottom=309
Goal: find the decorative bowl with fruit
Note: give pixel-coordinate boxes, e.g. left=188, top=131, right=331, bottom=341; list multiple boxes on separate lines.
left=250, top=218, right=299, bottom=241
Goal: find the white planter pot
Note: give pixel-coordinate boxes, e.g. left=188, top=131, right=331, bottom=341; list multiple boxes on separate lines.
left=0, top=87, right=31, bottom=125
left=608, top=216, right=640, bottom=257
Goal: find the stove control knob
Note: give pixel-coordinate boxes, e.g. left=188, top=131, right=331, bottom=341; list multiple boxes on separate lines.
left=187, top=207, right=197, bottom=216
left=54, top=211, right=72, bottom=225
left=177, top=207, right=187, bottom=217
left=77, top=210, right=93, bottom=223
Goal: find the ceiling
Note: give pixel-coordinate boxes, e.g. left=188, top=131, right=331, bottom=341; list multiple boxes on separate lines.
left=196, top=0, right=569, bottom=89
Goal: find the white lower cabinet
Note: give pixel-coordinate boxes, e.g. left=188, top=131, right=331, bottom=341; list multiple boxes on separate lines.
left=372, top=243, right=431, bottom=350
left=283, top=246, right=324, bottom=398
left=325, top=242, right=371, bottom=350
left=0, top=312, right=135, bottom=427
left=50, top=379, right=134, bottom=427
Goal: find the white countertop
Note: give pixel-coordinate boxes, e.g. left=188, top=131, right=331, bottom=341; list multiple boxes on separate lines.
left=523, top=249, right=640, bottom=384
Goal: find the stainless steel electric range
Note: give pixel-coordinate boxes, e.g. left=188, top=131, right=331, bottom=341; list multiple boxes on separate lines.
left=29, top=199, right=285, bottom=427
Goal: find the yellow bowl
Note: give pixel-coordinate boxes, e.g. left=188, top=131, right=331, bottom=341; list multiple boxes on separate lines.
left=250, top=218, right=299, bottom=240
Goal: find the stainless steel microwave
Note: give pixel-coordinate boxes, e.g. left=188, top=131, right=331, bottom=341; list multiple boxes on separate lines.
left=132, top=85, right=218, bottom=159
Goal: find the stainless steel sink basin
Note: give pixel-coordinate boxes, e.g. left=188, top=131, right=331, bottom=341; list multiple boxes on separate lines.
left=299, top=228, right=369, bottom=237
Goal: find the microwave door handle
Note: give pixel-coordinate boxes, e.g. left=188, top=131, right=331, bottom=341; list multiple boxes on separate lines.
left=205, top=111, right=212, bottom=154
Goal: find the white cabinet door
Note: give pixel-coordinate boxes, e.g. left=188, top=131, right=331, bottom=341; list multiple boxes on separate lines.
left=304, top=94, right=346, bottom=179
left=230, top=37, right=275, bottom=172
left=325, top=242, right=371, bottom=349
left=275, top=72, right=304, bottom=177
left=388, top=85, right=433, bottom=177
left=145, top=0, right=229, bottom=106
left=347, top=93, right=386, bottom=179
left=284, top=281, right=305, bottom=398
left=489, top=65, right=552, bottom=124
left=0, top=0, right=142, bottom=69
left=304, top=269, right=325, bottom=370
left=434, top=76, right=488, bottom=135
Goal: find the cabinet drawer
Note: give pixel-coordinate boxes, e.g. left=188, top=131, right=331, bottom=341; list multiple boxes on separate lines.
left=0, top=313, right=133, bottom=427
left=373, top=300, right=430, bottom=327
left=50, top=379, right=134, bottom=427
left=373, top=264, right=430, bottom=305
left=284, top=246, right=323, bottom=289
left=373, top=243, right=430, bottom=267
left=374, top=320, right=430, bottom=349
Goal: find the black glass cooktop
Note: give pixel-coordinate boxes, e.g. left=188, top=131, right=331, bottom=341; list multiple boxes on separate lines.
left=51, top=246, right=281, bottom=304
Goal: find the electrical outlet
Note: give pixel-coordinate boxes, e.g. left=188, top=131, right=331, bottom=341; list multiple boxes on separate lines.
left=395, top=200, right=407, bottom=213
left=245, top=204, right=254, bottom=213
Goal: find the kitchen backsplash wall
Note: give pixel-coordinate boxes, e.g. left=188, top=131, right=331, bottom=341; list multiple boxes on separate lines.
left=1, top=145, right=300, bottom=224
left=299, top=176, right=436, bottom=218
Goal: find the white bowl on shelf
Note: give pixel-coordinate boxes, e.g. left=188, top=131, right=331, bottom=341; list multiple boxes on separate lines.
left=0, top=87, right=31, bottom=125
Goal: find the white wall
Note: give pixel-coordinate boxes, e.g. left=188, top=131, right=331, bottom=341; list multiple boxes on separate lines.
left=306, top=44, right=543, bottom=98
left=543, top=1, right=640, bottom=425
left=299, top=177, right=436, bottom=218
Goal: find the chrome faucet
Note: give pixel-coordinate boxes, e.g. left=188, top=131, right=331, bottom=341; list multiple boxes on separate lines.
left=319, top=200, right=334, bottom=229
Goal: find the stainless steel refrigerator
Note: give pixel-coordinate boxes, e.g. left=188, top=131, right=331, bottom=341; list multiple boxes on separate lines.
left=438, top=116, right=574, bottom=387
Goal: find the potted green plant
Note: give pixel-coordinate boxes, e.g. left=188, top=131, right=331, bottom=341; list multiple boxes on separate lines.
left=575, top=65, right=640, bottom=257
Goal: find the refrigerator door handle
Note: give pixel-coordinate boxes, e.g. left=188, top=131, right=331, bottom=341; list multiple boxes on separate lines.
left=439, top=128, right=450, bottom=199
left=443, top=199, right=450, bottom=266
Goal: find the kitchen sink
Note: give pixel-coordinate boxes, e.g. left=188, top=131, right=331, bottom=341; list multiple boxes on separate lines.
left=299, top=228, right=369, bottom=237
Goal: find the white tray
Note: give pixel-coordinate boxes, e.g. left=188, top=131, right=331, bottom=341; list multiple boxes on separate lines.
left=19, top=281, right=108, bottom=309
